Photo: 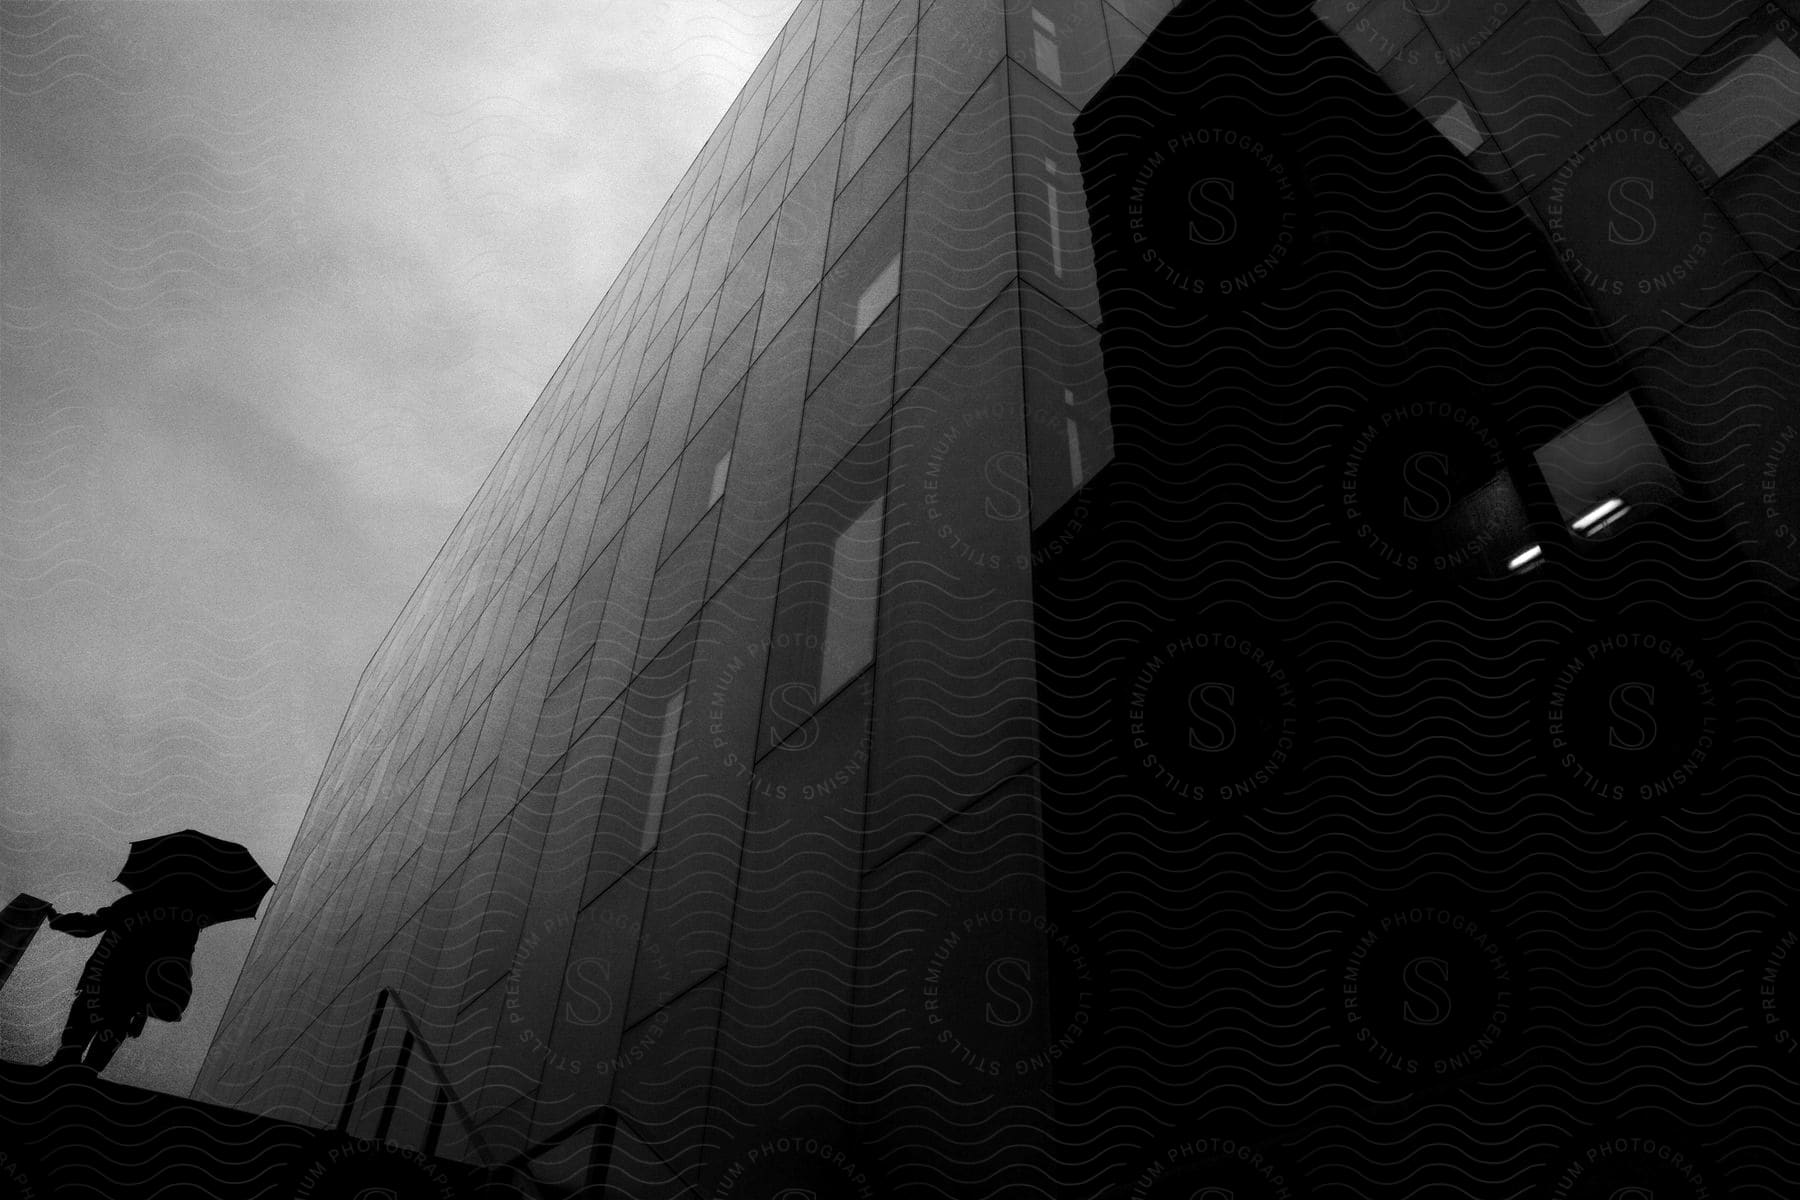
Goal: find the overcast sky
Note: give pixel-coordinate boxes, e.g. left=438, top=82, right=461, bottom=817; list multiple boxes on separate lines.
left=0, top=0, right=795, bottom=1098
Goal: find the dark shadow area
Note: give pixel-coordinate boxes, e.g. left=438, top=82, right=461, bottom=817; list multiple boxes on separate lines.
left=1037, top=0, right=1798, bottom=1193
left=0, top=1058, right=497, bottom=1199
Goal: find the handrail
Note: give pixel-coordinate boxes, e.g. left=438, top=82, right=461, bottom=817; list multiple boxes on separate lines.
left=0, top=894, right=53, bottom=998
left=339, top=985, right=705, bottom=1196
left=496, top=1104, right=710, bottom=1200
left=337, top=986, right=501, bottom=1168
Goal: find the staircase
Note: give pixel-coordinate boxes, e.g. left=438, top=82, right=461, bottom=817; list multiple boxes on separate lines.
left=0, top=1059, right=496, bottom=1199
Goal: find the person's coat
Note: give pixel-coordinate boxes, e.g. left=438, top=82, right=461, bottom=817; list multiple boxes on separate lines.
left=53, top=890, right=203, bottom=1035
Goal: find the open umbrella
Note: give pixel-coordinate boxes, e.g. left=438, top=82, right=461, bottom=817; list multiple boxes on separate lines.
left=116, top=830, right=273, bottom=924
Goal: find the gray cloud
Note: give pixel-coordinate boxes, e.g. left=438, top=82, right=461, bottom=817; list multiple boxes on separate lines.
left=0, top=0, right=793, bottom=1094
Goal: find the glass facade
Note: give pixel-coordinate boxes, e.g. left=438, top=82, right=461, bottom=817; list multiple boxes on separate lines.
left=196, top=0, right=1799, bottom=1194
left=1315, top=0, right=1800, bottom=574
left=194, top=0, right=1153, bottom=1190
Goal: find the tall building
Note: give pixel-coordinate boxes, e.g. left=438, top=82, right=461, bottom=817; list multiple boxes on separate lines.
left=198, top=0, right=1800, bottom=1196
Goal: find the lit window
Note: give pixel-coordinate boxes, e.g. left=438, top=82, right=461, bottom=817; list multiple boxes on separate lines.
left=708, top=451, right=732, bottom=508
left=1432, top=99, right=1485, bottom=156
left=854, top=254, right=900, bottom=338
left=1032, top=9, right=1062, bottom=85
left=640, top=689, right=683, bottom=855
left=820, top=496, right=883, bottom=699
left=1673, top=37, right=1800, bottom=177
left=1574, top=0, right=1651, bottom=38
left=1531, top=393, right=1675, bottom=532
left=1045, top=156, right=1064, bottom=278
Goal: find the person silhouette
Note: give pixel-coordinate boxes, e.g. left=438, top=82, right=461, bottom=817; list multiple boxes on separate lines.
left=46, top=883, right=206, bottom=1074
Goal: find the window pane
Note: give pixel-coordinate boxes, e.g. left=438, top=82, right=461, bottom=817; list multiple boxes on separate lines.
left=583, top=467, right=677, bottom=718
left=588, top=628, right=696, bottom=898
left=717, top=219, right=776, bottom=356
left=1674, top=37, right=1800, bottom=177
left=664, top=387, right=744, bottom=559
left=713, top=293, right=816, bottom=585
left=1574, top=0, right=1650, bottom=37
left=1022, top=285, right=1109, bottom=529
left=607, top=389, right=661, bottom=494
left=762, top=416, right=888, bottom=752
left=854, top=254, right=900, bottom=337
left=760, top=135, right=838, bottom=351
left=640, top=690, right=685, bottom=855
left=1033, top=27, right=1061, bottom=84
left=688, top=202, right=739, bottom=317
left=795, top=303, right=897, bottom=506
left=813, top=188, right=904, bottom=389
left=841, top=47, right=914, bottom=183
left=719, top=65, right=775, bottom=187
left=828, top=114, right=907, bottom=270
left=899, top=67, right=1014, bottom=389
left=1431, top=97, right=1486, bottom=156
left=629, top=537, right=779, bottom=1013
left=755, top=69, right=805, bottom=183
left=773, top=1, right=818, bottom=85
left=695, top=300, right=759, bottom=436
left=914, top=1, right=1004, bottom=161
left=708, top=452, right=732, bottom=508
left=820, top=497, right=884, bottom=699
left=792, top=21, right=855, bottom=176
left=853, top=6, right=913, bottom=105
left=640, top=306, right=712, bottom=486
left=734, top=167, right=787, bottom=271
left=640, top=509, right=717, bottom=672
left=1009, top=66, right=1099, bottom=329
left=865, top=288, right=1035, bottom=862
left=1011, top=0, right=1111, bottom=106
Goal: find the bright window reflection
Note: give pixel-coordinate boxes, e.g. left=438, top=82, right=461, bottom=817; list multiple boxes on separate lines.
left=1432, top=99, right=1484, bottom=156
left=1674, top=37, right=1800, bottom=177
left=640, top=689, right=684, bottom=855
left=709, top=451, right=732, bottom=508
left=1064, top=389, right=1084, bottom=488
left=1574, top=0, right=1651, bottom=38
left=820, top=496, right=883, bottom=698
left=1032, top=9, right=1062, bottom=85
left=854, top=254, right=900, bottom=337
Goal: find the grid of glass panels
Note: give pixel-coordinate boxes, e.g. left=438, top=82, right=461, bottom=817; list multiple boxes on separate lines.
left=1313, top=0, right=1799, bottom=335
left=194, top=0, right=1158, bottom=1186
left=1313, top=0, right=1800, bottom=572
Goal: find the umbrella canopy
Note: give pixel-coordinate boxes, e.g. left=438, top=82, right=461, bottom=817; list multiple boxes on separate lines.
left=116, top=830, right=273, bottom=924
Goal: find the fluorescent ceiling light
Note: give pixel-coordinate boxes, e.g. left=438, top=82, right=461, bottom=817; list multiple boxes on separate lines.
left=1570, top=497, right=1625, bottom=533
left=1507, top=544, right=1543, bottom=570
left=1593, top=503, right=1631, bottom=533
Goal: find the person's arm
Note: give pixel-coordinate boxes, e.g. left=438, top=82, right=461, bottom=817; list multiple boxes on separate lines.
left=48, top=908, right=110, bottom=937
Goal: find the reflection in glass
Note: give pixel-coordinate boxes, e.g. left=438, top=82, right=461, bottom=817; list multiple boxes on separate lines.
left=709, top=452, right=733, bottom=509
left=1674, top=37, right=1800, bottom=177
left=821, top=496, right=883, bottom=698
left=1033, top=9, right=1063, bottom=85
left=641, top=690, right=684, bottom=855
left=856, top=255, right=900, bottom=338
left=1064, top=390, right=1085, bottom=488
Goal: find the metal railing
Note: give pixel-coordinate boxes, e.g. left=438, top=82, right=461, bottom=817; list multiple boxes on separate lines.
left=0, top=894, right=54, bottom=998
left=339, top=985, right=703, bottom=1197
